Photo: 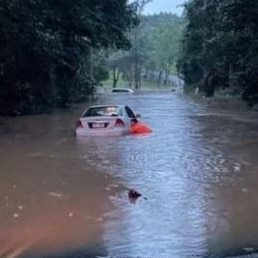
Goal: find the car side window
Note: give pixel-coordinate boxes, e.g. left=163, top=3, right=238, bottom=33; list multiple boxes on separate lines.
left=125, top=106, right=136, bottom=118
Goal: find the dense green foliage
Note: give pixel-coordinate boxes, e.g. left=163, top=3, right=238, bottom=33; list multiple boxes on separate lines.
left=143, top=13, right=184, bottom=85
left=0, top=0, right=137, bottom=115
left=177, top=0, right=258, bottom=105
left=107, top=12, right=184, bottom=88
left=4, top=0, right=257, bottom=114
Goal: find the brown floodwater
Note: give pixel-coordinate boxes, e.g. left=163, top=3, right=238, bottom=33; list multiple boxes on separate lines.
left=1, top=91, right=258, bottom=258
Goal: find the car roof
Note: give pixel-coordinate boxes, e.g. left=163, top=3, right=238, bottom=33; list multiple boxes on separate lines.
left=86, top=104, right=125, bottom=109
left=112, top=88, right=134, bottom=92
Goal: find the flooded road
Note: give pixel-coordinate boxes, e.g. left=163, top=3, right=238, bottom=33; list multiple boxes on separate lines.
left=1, top=91, right=258, bottom=257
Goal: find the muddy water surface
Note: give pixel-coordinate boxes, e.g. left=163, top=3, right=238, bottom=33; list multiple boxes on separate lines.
left=0, top=92, right=258, bottom=257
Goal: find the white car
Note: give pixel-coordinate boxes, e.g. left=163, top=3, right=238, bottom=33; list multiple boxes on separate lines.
left=75, top=104, right=140, bottom=136
left=111, top=88, right=134, bottom=93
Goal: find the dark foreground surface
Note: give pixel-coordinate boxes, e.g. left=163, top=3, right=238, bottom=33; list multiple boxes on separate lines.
left=1, top=91, right=258, bottom=258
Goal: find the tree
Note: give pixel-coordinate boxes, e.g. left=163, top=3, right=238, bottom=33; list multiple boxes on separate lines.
left=128, top=0, right=152, bottom=89
left=177, top=0, right=258, bottom=104
left=0, top=0, right=138, bottom=115
left=146, top=13, right=184, bottom=86
left=107, top=12, right=185, bottom=88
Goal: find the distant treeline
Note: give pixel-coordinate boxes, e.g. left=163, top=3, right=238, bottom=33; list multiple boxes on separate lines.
left=2, top=1, right=258, bottom=116
left=107, top=12, right=184, bottom=89
left=177, top=0, right=258, bottom=106
left=0, top=0, right=137, bottom=115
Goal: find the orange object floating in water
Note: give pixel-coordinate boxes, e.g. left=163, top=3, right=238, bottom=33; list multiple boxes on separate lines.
left=129, top=119, right=152, bottom=134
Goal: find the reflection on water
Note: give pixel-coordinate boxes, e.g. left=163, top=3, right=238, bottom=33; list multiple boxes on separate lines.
left=1, top=92, right=258, bottom=257
left=0, top=116, right=121, bottom=257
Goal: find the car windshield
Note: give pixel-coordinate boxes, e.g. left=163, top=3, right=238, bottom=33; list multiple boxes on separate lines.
left=83, top=106, right=122, bottom=117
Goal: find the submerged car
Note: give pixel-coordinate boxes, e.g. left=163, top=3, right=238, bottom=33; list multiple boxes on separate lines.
left=75, top=104, right=140, bottom=136
left=111, top=88, right=134, bottom=93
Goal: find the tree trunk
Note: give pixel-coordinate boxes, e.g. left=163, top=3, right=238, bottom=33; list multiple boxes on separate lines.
left=157, top=69, right=163, bottom=87
left=112, top=67, right=120, bottom=88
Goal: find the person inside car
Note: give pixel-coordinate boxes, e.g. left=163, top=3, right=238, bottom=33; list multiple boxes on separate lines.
left=129, top=118, right=152, bottom=134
